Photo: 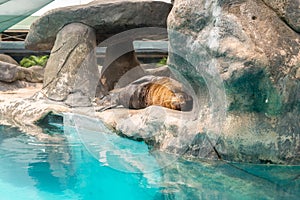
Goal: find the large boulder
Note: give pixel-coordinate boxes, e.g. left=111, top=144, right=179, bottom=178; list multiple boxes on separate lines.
left=167, top=0, right=300, bottom=164
left=25, top=0, right=172, bottom=50
left=0, top=54, right=19, bottom=65
left=0, top=61, right=19, bottom=83
left=41, top=23, right=98, bottom=102
left=0, top=61, right=44, bottom=83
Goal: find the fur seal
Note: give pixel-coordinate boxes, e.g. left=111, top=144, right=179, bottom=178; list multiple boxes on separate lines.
left=95, top=75, right=193, bottom=111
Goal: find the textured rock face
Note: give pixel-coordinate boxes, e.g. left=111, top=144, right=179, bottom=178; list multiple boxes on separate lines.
left=41, top=23, right=99, bottom=102
left=25, top=0, right=172, bottom=50
left=167, top=0, right=300, bottom=164
left=0, top=61, right=44, bottom=83
left=0, top=61, right=18, bottom=82
left=263, top=0, right=300, bottom=33
left=0, top=54, right=19, bottom=65
left=0, top=90, right=69, bottom=140
left=96, top=106, right=215, bottom=158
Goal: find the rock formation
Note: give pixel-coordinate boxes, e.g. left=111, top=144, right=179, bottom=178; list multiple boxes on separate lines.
left=41, top=23, right=98, bottom=104
left=0, top=53, right=44, bottom=91
left=167, top=0, right=300, bottom=164
left=2, top=0, right=297, bottom=165
left=0, top=54, right=19, bottom=65
left=0, top=61, right=44, bottom=83
left=25, top=0, right=172, bottom=50
left=25, top=0, right=172, bottom=103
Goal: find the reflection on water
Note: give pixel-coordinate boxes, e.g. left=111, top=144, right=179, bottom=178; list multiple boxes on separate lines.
left=158, top=157, right=300, bottom=199
left=0, top=125, right=162, bottom=200
left=0, top=124, right=299, bottom=200
left=27, top=142, right=77, bottom=193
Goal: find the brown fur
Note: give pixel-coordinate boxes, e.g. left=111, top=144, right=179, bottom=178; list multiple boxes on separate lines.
left=129, top=77, right=193, bottom=111
left=96, top=76, right=193, bottom=112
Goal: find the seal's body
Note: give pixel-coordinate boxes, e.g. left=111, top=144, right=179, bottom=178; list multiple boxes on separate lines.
left=96, top=76, right=193, bottom=111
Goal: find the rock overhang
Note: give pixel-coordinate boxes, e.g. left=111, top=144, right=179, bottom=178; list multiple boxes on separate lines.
left=25, top=0, right=173, bottom=50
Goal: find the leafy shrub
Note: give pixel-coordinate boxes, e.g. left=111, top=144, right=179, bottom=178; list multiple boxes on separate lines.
left=156, top=57, right=167, bottom=67
left=20, top=55, right=49, bottom=68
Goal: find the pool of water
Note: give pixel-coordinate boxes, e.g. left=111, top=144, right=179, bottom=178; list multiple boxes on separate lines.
left=0, top=123, right=299, bottom=200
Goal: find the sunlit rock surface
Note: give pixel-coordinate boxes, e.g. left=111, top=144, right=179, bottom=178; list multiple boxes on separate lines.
left=0, top=85, right=69, bottom=141
left=41, top=23, right=98, bottom=102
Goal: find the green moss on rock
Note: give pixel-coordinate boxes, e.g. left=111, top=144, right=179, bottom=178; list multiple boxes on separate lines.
left=226, top=68, right=282, bottom=116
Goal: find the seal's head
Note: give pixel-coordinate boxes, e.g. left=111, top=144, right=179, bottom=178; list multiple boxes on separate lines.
left=146, top=81, right=193, bottom=111
left=170, top=92, right=193, bottom=111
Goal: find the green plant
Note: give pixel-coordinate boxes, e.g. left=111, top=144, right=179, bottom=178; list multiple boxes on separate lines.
left=20, top=55, right=49, bottom=68
left=156, top=57, right=167, bottom=67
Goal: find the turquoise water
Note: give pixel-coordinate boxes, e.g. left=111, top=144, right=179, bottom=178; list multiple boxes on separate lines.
left=0, top=124, right=299, bottom=200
